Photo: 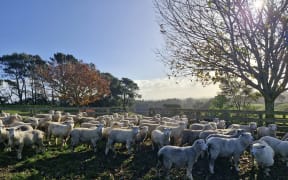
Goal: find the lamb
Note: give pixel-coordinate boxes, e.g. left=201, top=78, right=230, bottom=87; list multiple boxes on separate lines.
left=70, top=124, right=104, bottom=152
left=207, top=132, right=253, bottom=174
left=157, top=139, right=207, bottom=180
left=151, top=128, right=172, bottom=150
left=105, top=126, right=139, bottom=155
left=47, top=120, right=74, bottom=146
left=260, top=136, right=288, bottom=167
left=251, top=140, right=274, bottom=176
left=7, top=127, right=45, bottom=159
left=135, top=126, right=149, bottom=151
left=257, top=124, right=277, bottom=138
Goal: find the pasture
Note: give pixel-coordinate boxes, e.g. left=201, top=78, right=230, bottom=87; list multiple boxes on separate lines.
left=0, top=109, right=288, bottom=179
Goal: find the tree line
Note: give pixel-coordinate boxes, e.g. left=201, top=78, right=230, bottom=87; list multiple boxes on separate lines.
left=0, top=52, right=140, bottom=109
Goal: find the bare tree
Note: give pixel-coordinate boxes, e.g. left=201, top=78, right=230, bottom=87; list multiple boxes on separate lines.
left=155, top=0, right=288, bottom=117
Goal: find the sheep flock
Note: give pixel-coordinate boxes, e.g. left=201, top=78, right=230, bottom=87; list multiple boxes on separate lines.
left=0, top=111, right=288, bottom=179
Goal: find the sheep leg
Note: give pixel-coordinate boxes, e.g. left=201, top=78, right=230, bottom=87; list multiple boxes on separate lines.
left=233, top=155, right=240, bottom=172
left=91, top=139, right=97, bottom=152
left=186, top=163, right=193, bottom=180
left=126, top=141, right=131, bottom=154
left=17, top=144, right=24, bottom=160
left=105, top=142, right=110, bottom=155
left=209, top=158, right=215, bottom=174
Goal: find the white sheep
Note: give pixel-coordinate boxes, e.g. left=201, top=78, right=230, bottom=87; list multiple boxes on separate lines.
left=70, top=124, right=104, bottom=152
left=207, top=132, right=253, bottom=174
left=7, top=128, right=45, bottom=159
left=257, top=124, right=277, bottom=138
left=206, top=129, right=245, bottom=140
left=135, top=126, right=149, bottom=151
left=228, top=122, right=257, bottom=135
left=157, top=139, right=207, bottom=180
left=105, top=126, right=139, bottom=155
left=251, top=140, right=274, bottom=176
left=260, top=136, right=288, bottom=167
left=189, top=123, right=216, bottom=131
left=151, top=128, right=171, bottom=150
left=156, top=122, right=186, bottom=145
left=47, top=120, right=74, bottom=146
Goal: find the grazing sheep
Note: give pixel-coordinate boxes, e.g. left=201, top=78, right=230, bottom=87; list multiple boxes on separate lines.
left=157, top=139, right=208, bottom=180
left=151, top=128, right=171, bottom=150
left=70, top=124, right=104, bottom=152
left=251, top=140, right=274, bottom=176
left=207, top=132, right=253, bottom=174
left=260, top=136, right=288, bottom=167
left=47, top=120, right=74, bottom=146
left=257, top=124, right=277, bottom=138
left=7, top=128, right=45, bottom=159
left=105, top=126, right=139, bottom=155
left=135, top=126, right=149, bottom=151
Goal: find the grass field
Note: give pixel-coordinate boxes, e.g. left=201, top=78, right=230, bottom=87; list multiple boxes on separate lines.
left=0, top=137, right=287, bottom=180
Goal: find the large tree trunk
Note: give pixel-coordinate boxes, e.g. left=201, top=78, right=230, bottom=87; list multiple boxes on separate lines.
left=264, top=96, right=275, bottom=119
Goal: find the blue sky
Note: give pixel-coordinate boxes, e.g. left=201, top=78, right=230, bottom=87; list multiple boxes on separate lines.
left=0, top=0, right=218, bottom=100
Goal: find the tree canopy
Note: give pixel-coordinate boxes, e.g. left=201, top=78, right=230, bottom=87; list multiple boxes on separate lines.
left=155, top=0, right=288, bottom=116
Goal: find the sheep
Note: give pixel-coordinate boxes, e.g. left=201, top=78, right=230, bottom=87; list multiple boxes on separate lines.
left=257, top=124, right=277, bottom=138
left=199, top=130, right=219, bottom=140
left=47, top=120, right=74, bottom=146
left=217, top=120, right=226, bottom=129
left=2, top=114, right=22, bottom=126
left=7, top=127, right=45, bottom=159
left=206, top=129, right=245, bottom=140
left=228, top=122, right=257, bottom=135
left=0, top=126, right=9, bottom=151
left=180, top=129, right=202, bottom=146
left=52, top=111, right=62, bottom=122
left=251, top=140, right=274, bottom=176
left=260, top=136, right=288, bottom=167
left=207, top=132, right=253, bottom=174
left=156, top=139, right=208, bottom=180
left=70, top=124, right=104, bottom=152
left=25, top=117, right=39, bottom=129
left=151, top=128, right=172, bottom=150
left=105, top=126, right=139, bottom=155
left=140, top=123, right=160, bottom=137
left=189, top=123, right=216, bottom=131
left=156, top=122, right=186, bottom=145
left=282, top=133, right=288, bottom=141
left=134, top=126, right=149, bottom=151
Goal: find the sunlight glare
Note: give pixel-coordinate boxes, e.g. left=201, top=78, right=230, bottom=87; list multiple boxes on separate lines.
left=253, top=0, right=265, bottom=10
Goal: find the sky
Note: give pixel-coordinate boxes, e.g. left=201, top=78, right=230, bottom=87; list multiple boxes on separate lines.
left=0, top=0, right=218, bottom=100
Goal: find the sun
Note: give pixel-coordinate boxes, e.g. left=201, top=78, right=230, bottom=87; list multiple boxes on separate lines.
left=253, top=0, right=265, bottom=10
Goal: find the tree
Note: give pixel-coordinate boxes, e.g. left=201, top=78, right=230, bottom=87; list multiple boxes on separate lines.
left=37, top=56, right=110, bottom=106
left=155, top=0, right=288, bottom=117
left=209, top=95, right=229, bottom=110
left=0, top=53, right=45, bottom=104
left=119, top=78, right=141, bottom=111
left=219, top=77, right=261, bottom=110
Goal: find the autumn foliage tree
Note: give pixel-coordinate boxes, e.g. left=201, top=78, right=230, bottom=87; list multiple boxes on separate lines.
left=37, top=60, right=110, bottom=106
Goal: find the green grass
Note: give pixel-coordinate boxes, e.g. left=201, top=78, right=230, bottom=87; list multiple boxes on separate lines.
left=0, top=139, right=287, bottom=180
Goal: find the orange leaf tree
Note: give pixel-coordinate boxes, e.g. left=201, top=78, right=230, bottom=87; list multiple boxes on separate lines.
left=38, top=60, right=110, bottom=106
